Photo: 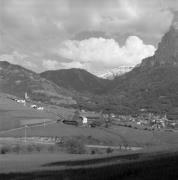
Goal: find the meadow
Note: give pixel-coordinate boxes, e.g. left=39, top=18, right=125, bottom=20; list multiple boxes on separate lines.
left=1, top=120, right=178, bottom=148
left=1, top=93, right=178, bottom=179
left=0, top=94, right=56, bottom=130
left=1, top=149, right=178, bottom=179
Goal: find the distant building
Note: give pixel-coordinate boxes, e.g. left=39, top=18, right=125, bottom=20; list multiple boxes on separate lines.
left=72, top=110, right=104, bottom=127
left=37, top=107, right=44, bottom=111
left=30, top=104, right=37, bottom=109
left=17, top=99, right=26, bottom=104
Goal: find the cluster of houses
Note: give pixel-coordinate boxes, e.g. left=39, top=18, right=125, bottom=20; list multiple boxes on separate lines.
left=8, top=97, right=26, bottom=105
left=60, top=109, right=178, bottom=130
left=30, top=104, right=44, bottom=111
left=7, top=92, right=178, bottom=131
left=61, top=110, right=111, bottom=128
left=8, top=93, right=44, bottom=111
left=114, top=113, right=178, bottom=130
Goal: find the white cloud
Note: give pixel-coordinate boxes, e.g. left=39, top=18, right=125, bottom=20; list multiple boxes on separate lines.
left=0, top=51, right=37, bottom=69
left=42, top=59, right=60, bottom=70
left=58, top=36, right=156, bottom=72
left=1, top=0, right=177, bottom=73
left=61, top=61, right=84, bottom=69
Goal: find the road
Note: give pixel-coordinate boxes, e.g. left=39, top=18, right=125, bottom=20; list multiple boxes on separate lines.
left=85, top=145, right=142, bottom=151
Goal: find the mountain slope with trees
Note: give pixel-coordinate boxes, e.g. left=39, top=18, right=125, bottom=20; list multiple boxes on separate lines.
left=101, top=17, right=178, bottom=115
left=40, top=68, right=109, bottom=94
left=0, top=61, right=76, bottom=105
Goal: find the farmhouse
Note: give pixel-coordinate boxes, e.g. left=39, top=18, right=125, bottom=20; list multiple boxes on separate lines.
left=72, top=111, right=103, bottom=127
left=17, top=99, right=26, bottom=104
left=30, top=104, right=37, bottom=109
left=37, top=107, right=44, bottom=111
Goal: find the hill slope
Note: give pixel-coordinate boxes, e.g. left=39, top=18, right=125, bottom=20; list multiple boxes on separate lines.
left=40, top=68, right=109, bottom=94
left=0, top=61, right=76, bottom=105
left=0, top=93, right=56, bottom=130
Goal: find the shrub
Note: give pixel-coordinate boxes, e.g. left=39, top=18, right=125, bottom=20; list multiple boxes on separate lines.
left=106, top=148, right=113, bottom=154
left=47, top=145, right=55, bottom=152
left=12, top=144, right=21, bottom=153
left=90, top=148, right=103, bottom=154
left=91, top=149, right=96, bottom=154
left=64, top=138, right=86, bottom=154
left=0, top=145, right=11, bottom=154
left=26, top=144, right=34, bottom=153
left=35, top=144, right=43, bottom=152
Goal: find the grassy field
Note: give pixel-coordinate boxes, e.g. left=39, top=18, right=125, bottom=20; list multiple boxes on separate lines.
left=1, top=93, right=178, bottom=149
left=1, top=93, right=178, bottom=179
left=1, top=120, right=178, bottom=148
left=0, top=153, right=98, bottom=173
left=0, top=94, right=59, bottom=130
left=1, top=149, right=178, bottom=179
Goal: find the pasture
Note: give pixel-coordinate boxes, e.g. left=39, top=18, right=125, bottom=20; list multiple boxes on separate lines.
left=1, top=93, right=178, bottom=150
left=1, top=119, right=178, bottom=148
left=0, top=94, right=57, bottom=130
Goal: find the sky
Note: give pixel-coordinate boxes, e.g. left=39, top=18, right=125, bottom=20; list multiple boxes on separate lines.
left=0, top=0, right=178, bottom=74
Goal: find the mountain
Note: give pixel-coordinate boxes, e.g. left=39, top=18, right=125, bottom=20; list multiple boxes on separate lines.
left=2, top=14, right=178, bottom=115
left=101, top=13, right=178, bottom=115
left=40, top=16, right=178, bottom=115
left=0, top=61, right=76, bottom=105
left=40, top=68, right=109, bottom=94
left=97, top=66, right=134, bottom=80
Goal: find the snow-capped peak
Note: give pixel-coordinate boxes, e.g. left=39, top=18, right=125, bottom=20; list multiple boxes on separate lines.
left=97, top=66, right=134, bottom=80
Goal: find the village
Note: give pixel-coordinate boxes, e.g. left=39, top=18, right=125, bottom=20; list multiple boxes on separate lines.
left=6, top=92, right=178, bottom=132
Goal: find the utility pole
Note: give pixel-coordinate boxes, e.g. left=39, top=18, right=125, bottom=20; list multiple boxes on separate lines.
left=25, top=125, right=28, bottom=143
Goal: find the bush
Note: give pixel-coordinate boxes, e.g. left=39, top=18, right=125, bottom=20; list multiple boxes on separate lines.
left=90, top=148, right=103, bottom=155
left=35, top=144, right=43, bottom=152
left=91, top=149, right=96, bottom=154
left=25, top=144, right=34, bottom=153
left=12, top=144, right=21, bottom=153
left=63, top=138, right=86, bottom=154
left=47, top=145, right=55, bottom=152
left=106, top=148, right=113, bottom=154
left=0, top=145, right=11, bottom=154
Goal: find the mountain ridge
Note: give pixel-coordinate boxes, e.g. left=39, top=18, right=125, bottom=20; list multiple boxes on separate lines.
left=40, top=68, right=109, bottom=94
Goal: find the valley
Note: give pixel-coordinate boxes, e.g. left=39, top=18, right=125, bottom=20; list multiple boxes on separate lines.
left=1, top=9, right=178, bottom=180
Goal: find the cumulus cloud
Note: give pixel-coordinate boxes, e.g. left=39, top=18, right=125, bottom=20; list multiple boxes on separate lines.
left=58, top=36, right=156, bottom=72
left=0, top=0, right=178, bottom=73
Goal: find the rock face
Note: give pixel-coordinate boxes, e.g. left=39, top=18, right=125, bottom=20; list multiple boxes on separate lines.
left=141, top=12, right=178, bottom=68
left=0, top=61, right=76, bottom=105
left=101, top=12, right=178, bottom=114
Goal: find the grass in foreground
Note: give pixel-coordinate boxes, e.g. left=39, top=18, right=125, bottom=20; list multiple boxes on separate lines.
left=1, top=150, right=178, bottom=180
